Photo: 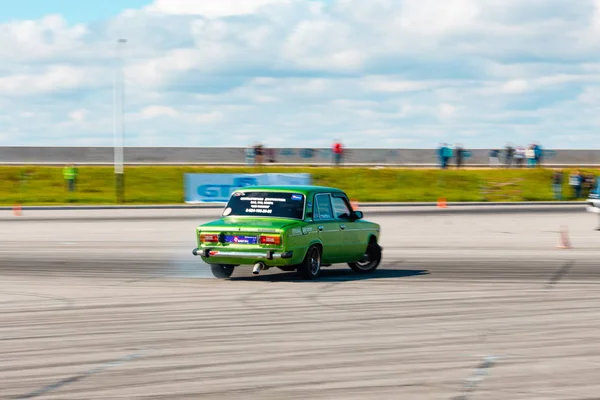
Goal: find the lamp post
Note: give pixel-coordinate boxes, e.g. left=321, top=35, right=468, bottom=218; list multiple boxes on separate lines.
left=113, top=38, right=127, bottom=203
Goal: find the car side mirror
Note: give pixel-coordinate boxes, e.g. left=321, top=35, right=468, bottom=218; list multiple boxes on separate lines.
left=352, top=211, right=363, bottom=220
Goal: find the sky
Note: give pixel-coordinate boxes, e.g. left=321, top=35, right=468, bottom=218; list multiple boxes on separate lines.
left=1, top=0, right=600, bottom=148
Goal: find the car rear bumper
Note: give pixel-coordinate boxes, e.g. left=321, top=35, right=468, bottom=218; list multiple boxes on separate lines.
left=193, top=248, right=293, bottom=260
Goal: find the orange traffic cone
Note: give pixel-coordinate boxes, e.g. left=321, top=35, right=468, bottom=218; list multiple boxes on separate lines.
left=351, top=199, right=360, bottom=210
left=437, top=198, right=448, bottom=208
left=13, top=204, right=22, bottom=217
left=557, top=225, right=571, bottom=249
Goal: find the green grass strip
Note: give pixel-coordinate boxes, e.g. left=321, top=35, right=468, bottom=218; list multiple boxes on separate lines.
left=0, top=166, right=593, bottom=205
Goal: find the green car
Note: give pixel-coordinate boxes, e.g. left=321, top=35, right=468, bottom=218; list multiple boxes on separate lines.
left=192, top=185, right=382, bottom=280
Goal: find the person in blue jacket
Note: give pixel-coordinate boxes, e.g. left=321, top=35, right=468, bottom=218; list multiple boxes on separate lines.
left=442, top=144, right=453, bottom=169
left=437, top=143, right=446, bottom=169
left=533, top=143, right=543, bottom=167
left=569, top=170, right=583, bottom=199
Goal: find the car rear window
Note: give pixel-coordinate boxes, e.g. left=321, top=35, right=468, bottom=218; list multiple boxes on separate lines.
left=223, top=191, right=305, bottom=219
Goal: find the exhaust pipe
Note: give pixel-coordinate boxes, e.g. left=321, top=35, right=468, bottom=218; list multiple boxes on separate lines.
left=253, top=262, right=264, bottom=275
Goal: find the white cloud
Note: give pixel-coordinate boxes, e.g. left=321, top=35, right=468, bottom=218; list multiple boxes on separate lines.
left=146, top=0, right=291, bottom=17
left=281, top=19, right=366, bottom=71
left=290, top=79, right=330, bottom=94
left=501, top=79, right=530, bottom=94
left=0, top=15, right=89, bottom=62
left=139, top=105, right=179, bottom=119
left=253, top=95, right=279, bottom=103
left=69, top=109, right=88, bottom=121
left=577, top=86, right=600, bottom=104
left=364, top=77, right=434, bottom=93
left=192, top=111, right=223, bottom=124
left=2, top=0, right=600, bottom=147
left=0, top=65, right=104, bottom=96
left=131, top=106, right=222, bottom=127
left=439, top=103, right=457, bottom=118
left=396, top=0, right=481, bottom=36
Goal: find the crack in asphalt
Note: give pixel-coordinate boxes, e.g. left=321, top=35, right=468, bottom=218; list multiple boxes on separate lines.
left=13, top=351, right=146, bottom=399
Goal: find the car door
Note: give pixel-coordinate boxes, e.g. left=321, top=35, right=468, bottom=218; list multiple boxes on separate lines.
left=313, top=193, right=344, bottom=263
left=331, top=194, right=365, bottom=261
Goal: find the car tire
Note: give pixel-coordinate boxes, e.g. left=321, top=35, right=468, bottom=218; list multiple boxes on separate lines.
left=297, top=245, right=322, bottom=280
left=210, top=264, right=235, bottom=279
left=348, top=241, right=382, bottom=274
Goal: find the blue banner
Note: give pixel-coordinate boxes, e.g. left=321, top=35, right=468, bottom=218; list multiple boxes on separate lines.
left=184, top=173, right=312, bottom=203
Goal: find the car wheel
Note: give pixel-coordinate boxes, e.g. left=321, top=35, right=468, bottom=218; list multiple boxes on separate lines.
left=348, top=241, right=382, bottom=274
left=210, top=264, right=235, bottom=279
left=297, top=245, right=322, bottom=280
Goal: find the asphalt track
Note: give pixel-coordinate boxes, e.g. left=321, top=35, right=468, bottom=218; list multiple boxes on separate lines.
left=2, top=208, right=600, bottom=399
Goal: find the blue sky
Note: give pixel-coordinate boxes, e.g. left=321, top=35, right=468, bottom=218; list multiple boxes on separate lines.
left=1, top=0, right=600, bottom=148
left=0, top=0, right=151, bottom=23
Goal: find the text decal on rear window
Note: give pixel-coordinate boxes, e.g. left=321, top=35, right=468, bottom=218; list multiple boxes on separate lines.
left=241, top=196, right=287, bottom=214
left=224, top=192, right=305, bottom=219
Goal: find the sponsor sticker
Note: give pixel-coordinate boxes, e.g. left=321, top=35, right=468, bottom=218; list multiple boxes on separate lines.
left=223, top=207, right=232, bottom=216
left=291, top=194, right=303, bottom=201
left=292, top=228, right=302, bottom=235
left=302, top=227, right=313, bottom=234
left=227, top=235, right=257, bottom=244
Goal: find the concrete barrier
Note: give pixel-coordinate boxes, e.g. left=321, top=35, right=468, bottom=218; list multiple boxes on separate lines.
left=1, top=147, right=600, bottom=166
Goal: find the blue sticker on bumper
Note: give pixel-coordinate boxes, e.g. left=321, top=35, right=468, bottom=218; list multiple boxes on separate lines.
left=225, top=235, right=258, bottom=244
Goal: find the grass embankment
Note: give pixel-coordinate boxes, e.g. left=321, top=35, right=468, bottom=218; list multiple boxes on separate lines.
left=0, top=166, right=592, bottom=205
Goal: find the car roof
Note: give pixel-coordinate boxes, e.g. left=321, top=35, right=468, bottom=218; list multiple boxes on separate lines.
left=232, top=185, right=346, bottom=196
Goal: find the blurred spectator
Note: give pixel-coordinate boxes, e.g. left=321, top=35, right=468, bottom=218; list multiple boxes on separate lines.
left=436, top=143, right=452, bottom=169
left=437, top=143, right=445, bottom=169
left=489, top=149, right=500, bottom=167
left=569, top=170, right=583, bottom=199
left=332, top=140, right=344, bottom=166
left=245, top=145, right=255, bottom=166
left=444, top=144, right=454, bottom=168
left=514, top=146, right=526, bottom=168
left=62, top=164, right=78, bottom=192
left=267, top=148, right=276, bottom=163
left=455, top=144, right=465, bottom=168
left=504, top=144, right=514, bottom=167
left=442, top=144, right=453, bottom=169
left=526, top=145, right=536, bottom=168
left=583, top=172, right=595, bottom=197
left=552, top=170, right=563, bottom=200
left=594, top=175, right=600, bottom=197
left=534, top=142, right=543, bottom=167
left=254, top=143, right=264, bottom=165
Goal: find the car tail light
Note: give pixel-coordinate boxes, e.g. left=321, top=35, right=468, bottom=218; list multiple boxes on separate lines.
left=200, top=234, right=219, bottom=243
left=260, top=235, right=281, bottom=245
